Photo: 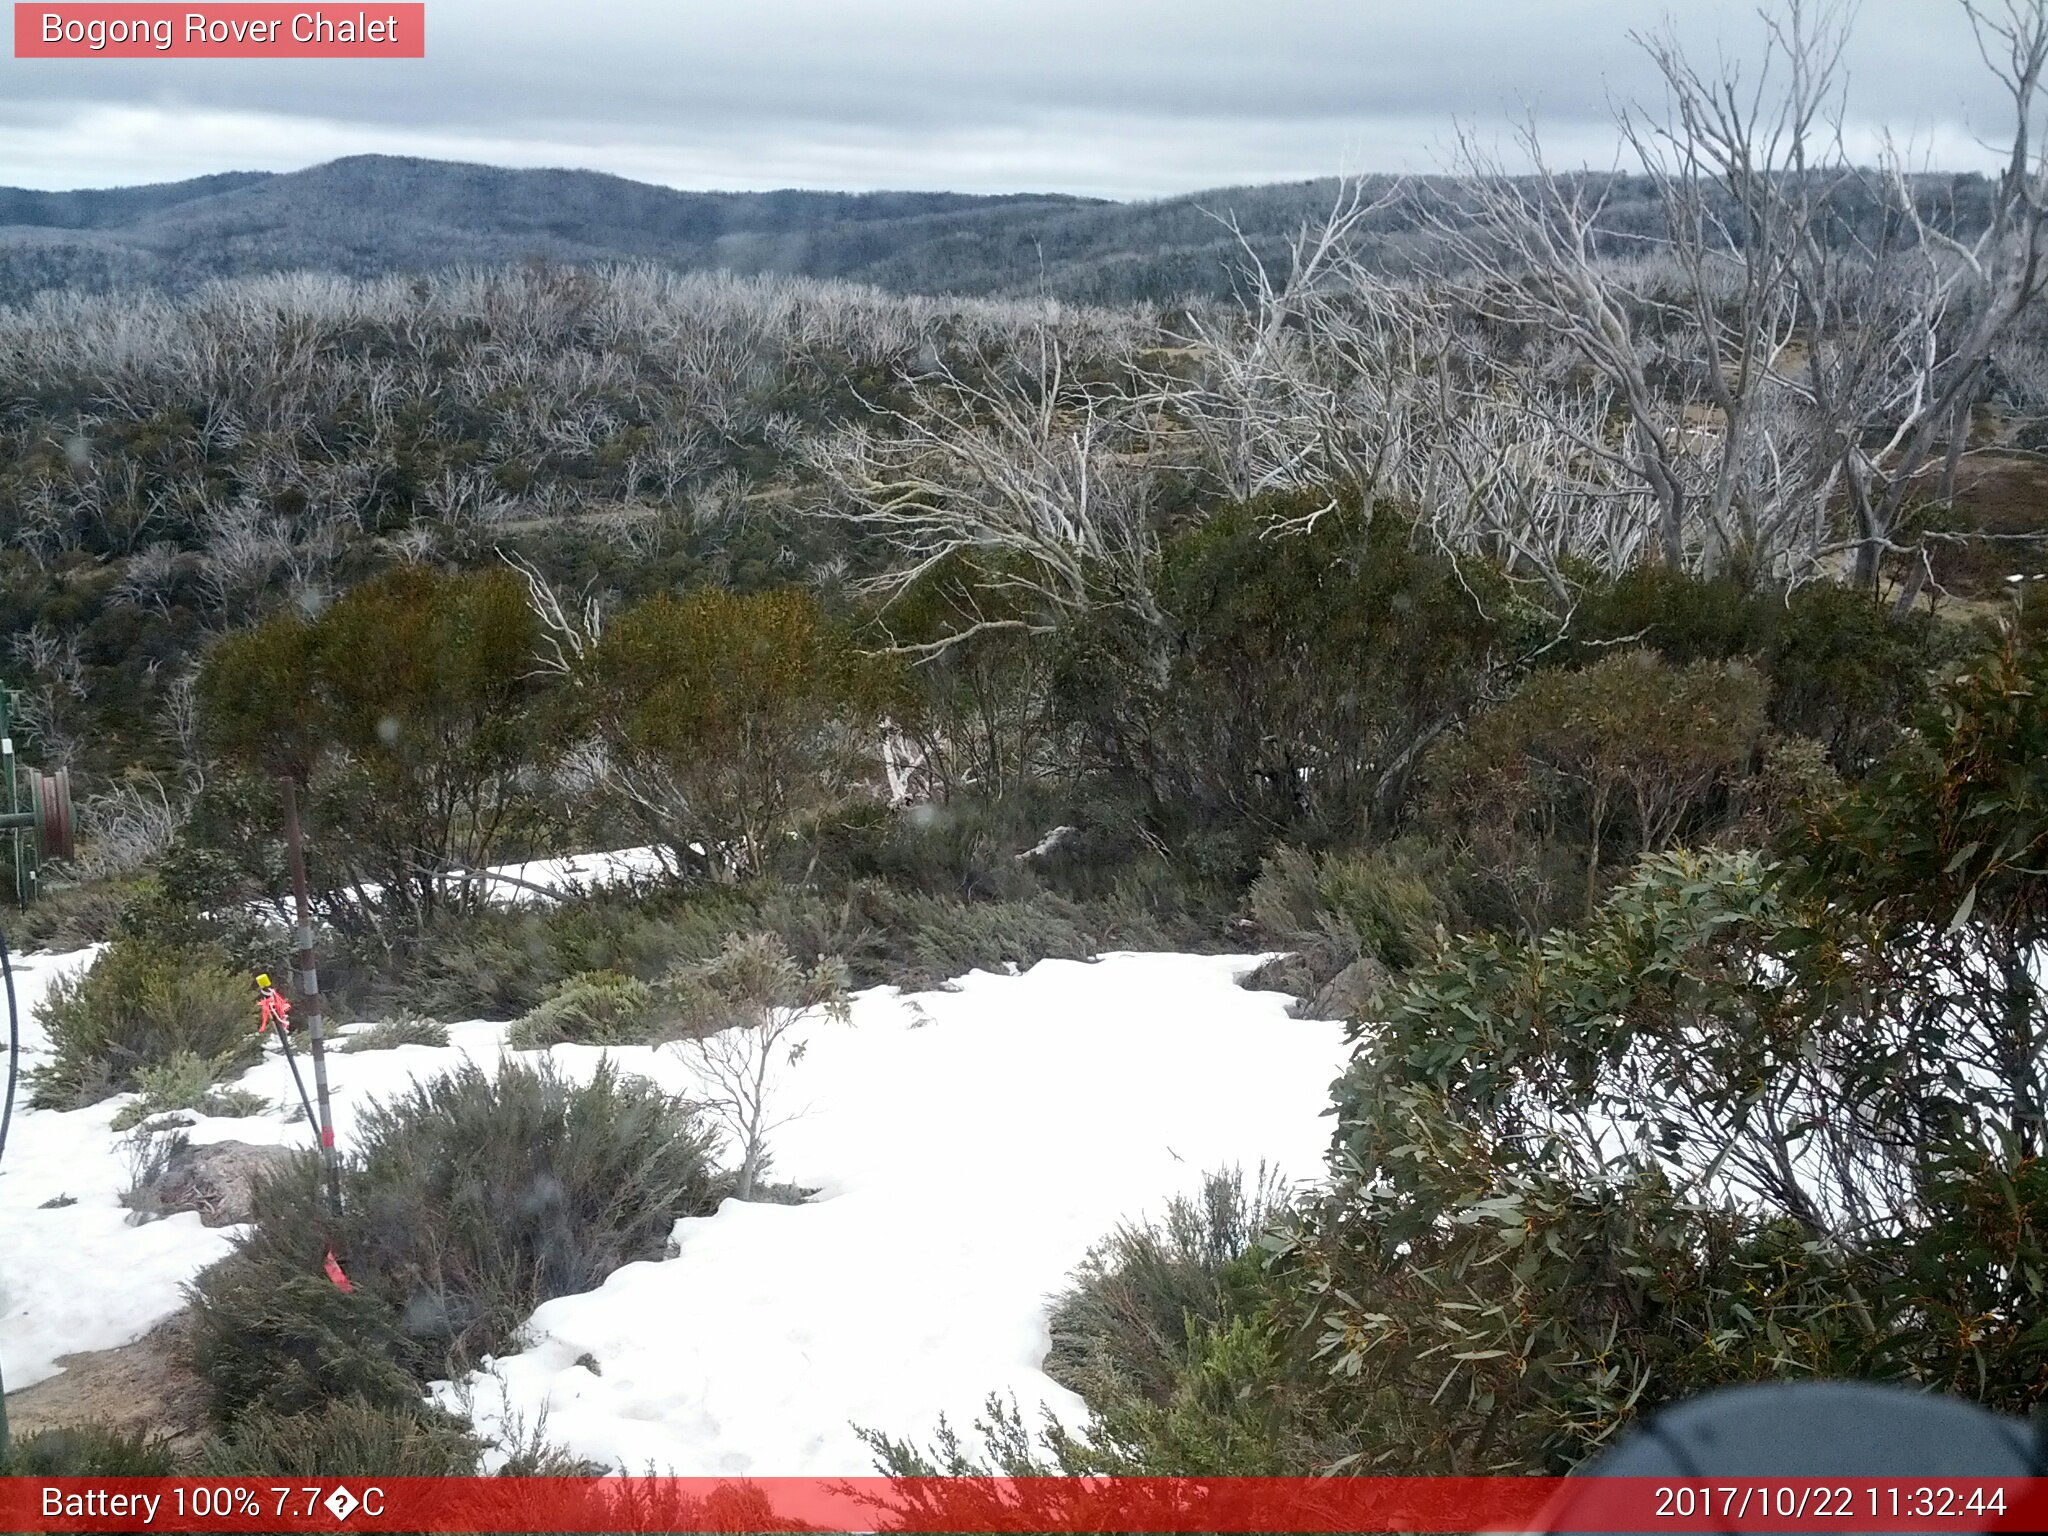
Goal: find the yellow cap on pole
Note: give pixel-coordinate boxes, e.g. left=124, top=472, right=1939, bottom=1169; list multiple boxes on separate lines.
left=256, top=973, right=272, bottom=989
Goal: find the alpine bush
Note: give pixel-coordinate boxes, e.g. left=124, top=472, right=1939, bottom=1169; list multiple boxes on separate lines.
left=506, top=970, right=656, bottom=1049
left=664, top=933, right=850, bottom=1197
left=1044, top=1166, right=1292, bottom=1411
left=1247, top=844, right=1444, bottom=1010
left=187, top=1056, right=719, bottom=1424
left=110, top=1049, right=261, bottom=1130
left=341, top=1013, right=452, bottom=1053
left=199, top=1399, right=486, bottom=1477
left=389, top=874, right=1195, bottom=1023
left=398, top=917, right=557, bottom=1020
left=6, top=872, right=149, bottom=955
left=30, top=935, right=257, bottom=1108
left=0, top=1423, right=184, bottom=1475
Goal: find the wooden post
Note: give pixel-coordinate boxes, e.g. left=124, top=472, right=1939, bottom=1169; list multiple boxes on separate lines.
left=280, top=775, right=343, bottom=1216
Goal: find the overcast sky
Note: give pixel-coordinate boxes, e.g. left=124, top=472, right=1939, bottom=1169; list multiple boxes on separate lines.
left=0, top=1, right=2030, bottom=199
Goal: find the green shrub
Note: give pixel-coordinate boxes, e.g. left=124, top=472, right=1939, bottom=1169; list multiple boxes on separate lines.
left=1045, top=1166, right=1292, bottom=1412
left=1247, top=844, right=1444, bottom=1007
left=400, top=917, right=557, bottom=1020
left=1244, top=848, right=1323, bottom=950
left=190, top=1265, right=423, bottom=1421
left=576, top=585, right=882, bottom=877
left=188, top=1057, right=719, bottom=1423
left=393, top=888, right=741, bottom=1021
left=1720, top=732, right=1844, bottom=848
left=1313, top=850, right=1445, bottom=973
left=390, top=873, right=1195, bottom=1027
left=545, top=886, right=754, bottom=979
left=1423, top=650, right=1768, bottom=932
left=507, top=970, right=656, bottom=1049
left=863, top=1311, right=1324, bottom=1480
left=794, top=797, right=1058, bottom=903
left=1563, top=565, right=1763, bottom=668
left=0, top=1423, right=183, bottom=1475
left=110, top=1101, right=157, bottom=1133
left=30, top=935, right=257, bottom=1109
left=799, top=792, right=1211, bottom=913
left=1762, top=582, right=1955, bottom=770
left=199, top=1399, right=483, bottom=1477
left=342, top=1014, right=452, bottom=1053
left=198, top=565, right=554, bottom=935
left=1104, top=495, right=1514, bottom=850
left=110, top=1048, right=253, bottom=1130
left=360, top=801, right=1216, bottom=1036
left=117, top=871, right=286, bottom=983
left=662, top=933, right=848, bottom=1037
left=7, top=873, right=149, bottom=955
left=199, top=1086, right=270, bottom=1118
left=829, top=882, right=1178, bottom=992
left=1563, top=567, right=1964, bottom=773
left=118, top=1129, right=180, bottom=1219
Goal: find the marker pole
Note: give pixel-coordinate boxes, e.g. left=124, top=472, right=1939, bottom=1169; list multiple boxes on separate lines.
left=279, top=776, right=343, bottom=1216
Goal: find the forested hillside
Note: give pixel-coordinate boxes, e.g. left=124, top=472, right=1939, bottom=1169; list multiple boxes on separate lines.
left=0, top=153, right=2009, bottom=309
left=0, top=155, right=1320, bottom=307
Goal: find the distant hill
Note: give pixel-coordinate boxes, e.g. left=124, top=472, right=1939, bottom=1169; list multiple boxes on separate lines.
left=0, top=155, right=1996, bottom=309
left=0, top=155, right=1414, bottom=307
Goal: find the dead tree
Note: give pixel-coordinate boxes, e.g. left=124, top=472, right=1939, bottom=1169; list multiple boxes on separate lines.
left=1433, top=0, right=2048, bottom=592
left=811, top=324, right=1166, bottom=661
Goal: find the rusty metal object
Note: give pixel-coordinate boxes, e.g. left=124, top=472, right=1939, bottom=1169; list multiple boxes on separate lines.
left=30, top=768, right=72, bottom=863
left=2, top=686, right=74, bottom=902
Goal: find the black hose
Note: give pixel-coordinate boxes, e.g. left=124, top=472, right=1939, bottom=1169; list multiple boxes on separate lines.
left=0, top=921, right=17, bottom=1177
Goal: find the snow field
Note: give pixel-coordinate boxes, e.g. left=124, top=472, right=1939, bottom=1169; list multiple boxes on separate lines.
left=2, top=940, right=1348, bottom=1478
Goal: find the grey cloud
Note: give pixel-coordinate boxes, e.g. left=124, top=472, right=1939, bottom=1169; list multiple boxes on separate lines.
left=0, top=1, right=2024, bottom=196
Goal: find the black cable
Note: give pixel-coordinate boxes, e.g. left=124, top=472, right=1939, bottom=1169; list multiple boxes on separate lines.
left=0, top=920, right=17, bottom=1177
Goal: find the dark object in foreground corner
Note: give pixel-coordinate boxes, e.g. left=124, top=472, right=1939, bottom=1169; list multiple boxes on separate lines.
left=1532, top=1381, right=2041, bottom=1534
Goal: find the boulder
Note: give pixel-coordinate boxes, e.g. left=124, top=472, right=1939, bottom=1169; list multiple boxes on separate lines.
left=138, top=1139, right=295, bottom=1227
left=1303, top=956, right=1390, bottom=1023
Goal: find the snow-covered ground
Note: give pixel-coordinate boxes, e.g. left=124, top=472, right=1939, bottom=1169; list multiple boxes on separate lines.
left=0, top=943, right=254, bottom=1388
left=2, top=937, right=1346, bottom=1476
left=241, top=845, right=675, bottom=924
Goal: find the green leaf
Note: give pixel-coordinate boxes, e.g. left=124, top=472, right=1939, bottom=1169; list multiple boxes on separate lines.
left=1947, top=882, right=1977, bottom=932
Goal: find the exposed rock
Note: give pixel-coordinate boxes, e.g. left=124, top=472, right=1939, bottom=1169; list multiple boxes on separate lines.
left=1240, top=951, right=1388, bottom=1022
left=1240, top=951, right=1315, bottom=1001
left=2, top=1312, right=209, bottom=1455
left=1303, top=956, right=1389, bottom=1023
left=133, top=1139, right=295, bottom=1228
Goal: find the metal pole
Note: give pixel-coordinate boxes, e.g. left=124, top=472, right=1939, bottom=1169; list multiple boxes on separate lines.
left=280, top=775, right=343, bottom=1216
left=271, top=1022, right=322, bottom=1143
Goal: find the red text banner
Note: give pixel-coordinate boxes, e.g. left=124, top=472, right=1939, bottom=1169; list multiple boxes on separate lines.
left=14, top=5, right=424, bottom=58
left=4, top=1475, right=2047, bottom=1532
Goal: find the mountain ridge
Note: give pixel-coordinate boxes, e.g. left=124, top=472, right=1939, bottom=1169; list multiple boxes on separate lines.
left=0, top=153, right=1375, bottom=306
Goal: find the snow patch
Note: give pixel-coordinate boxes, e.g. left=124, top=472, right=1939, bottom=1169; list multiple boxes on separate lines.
left=4, top=937, right=1346, bottom=1481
